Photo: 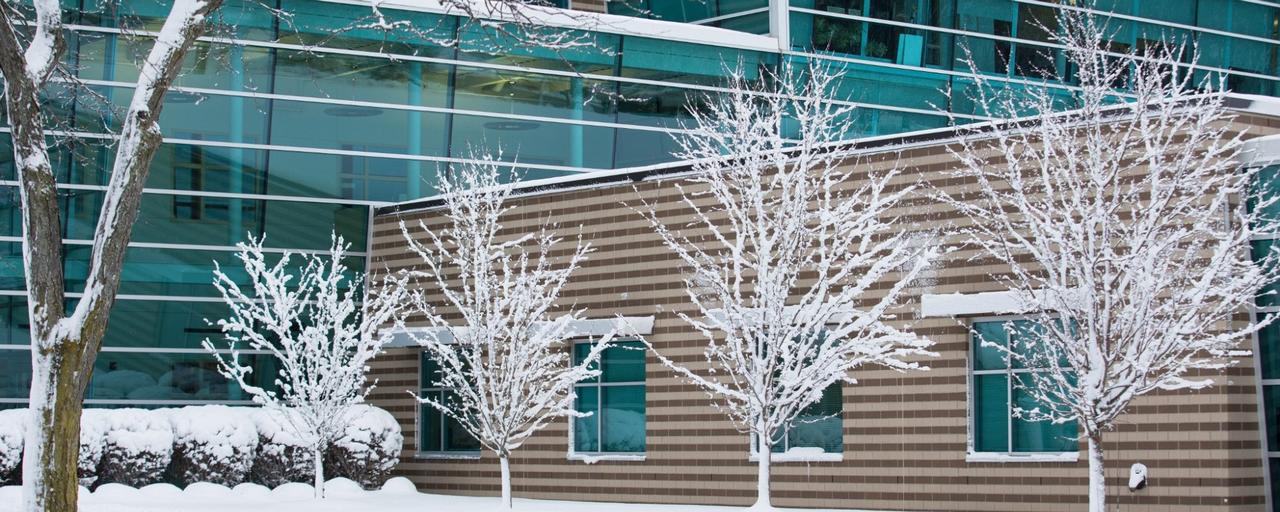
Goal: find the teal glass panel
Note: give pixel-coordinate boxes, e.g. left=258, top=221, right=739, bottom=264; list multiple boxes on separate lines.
left=0, top=242, right=21, bottom=291
left=1012, top=380, right=1076, bottom=452
left=1252, top=165, right=1280, bottom=226
left=574, top=385, right=600, bottom=452
left=82, top=0, right=275, bottom=39
left=601, top=385, right=645, bottom=452
left=268, top=98, right=449, bottom=157
left=49, top=189, right=368, bottom=251
left=1270, top=458, right=1280, bottom=512
left=278, top=0, right=455, bottom=56
left=0, top=187, right=16, bottom=238
left=621, top=37, right=772, bottom=86
left=779, top=382, right=843, bottom=453
left=973, top=373, right=1009, bottom=452
left=1256, top=239, right=1280, bottom=308
left=457, top=22, right=618, bottom=74
left=1267, top=385, right=1280, bottom=452
left=646, top=0, right=714, bottom=22
left=0, top=349, right=32, bottom=399
left=85, top=351, right=279, bottom=401
left=573, top=342, right=600, bottom=383
left=0, top=297, right=28, bottom=345
left=711, top=11, right=771, bottom=35
left=1261, top=320, right=1280, bottom=381
left=263, top=151, right=447, bottom=203
left=452, top=67, right=616, bottom=123
left=420, top=392, right=443, bottom=452
left=272, top=49, right=451, bottom=107
left=51, top=244, right=366, bottom=297
left=972, top=321, right=1009, bottom=371
left=75, top=86, right=271, bottom=144
left=77, top=34, right=275, bottom=92
left=448, top=112, right=615, bottom=169
left=601, top=341, right=645, bottom=383
left=444, top=403, right=481, bottom=451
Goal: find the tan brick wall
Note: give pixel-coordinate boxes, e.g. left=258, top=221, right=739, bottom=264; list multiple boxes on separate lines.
left=368, top=119, right=1280, bottom=511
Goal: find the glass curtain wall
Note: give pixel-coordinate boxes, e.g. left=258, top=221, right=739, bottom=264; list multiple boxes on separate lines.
left=2, top=0, right=1280, bottom=410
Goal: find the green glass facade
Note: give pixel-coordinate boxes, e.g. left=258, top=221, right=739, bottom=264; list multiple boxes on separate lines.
left=0, top=0, right=1276, bottom=421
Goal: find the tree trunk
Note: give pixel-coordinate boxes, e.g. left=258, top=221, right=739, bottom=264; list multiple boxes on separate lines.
left=752, top=437, right=772, bottom=510
left=1088, top=431, right=1106, bottom=512
left=313, top=446, right=325, bottom=499
left=22, top=347, right=84, bottom=512
left=499, top=454, right=512, bottom=508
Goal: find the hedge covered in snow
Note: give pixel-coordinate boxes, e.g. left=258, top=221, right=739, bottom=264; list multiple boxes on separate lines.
left=0, top=405, right=401, bottom=489
left=325, top=405, right=403, bottom=489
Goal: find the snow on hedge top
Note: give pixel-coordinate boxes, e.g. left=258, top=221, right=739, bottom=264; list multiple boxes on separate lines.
left=101, top=409, right=174, bottom=456
left=167, top=405, right=257, bottom=455
left=335, top=405, right=401, bottom=456
left=249, top=408, right=309, bottom=448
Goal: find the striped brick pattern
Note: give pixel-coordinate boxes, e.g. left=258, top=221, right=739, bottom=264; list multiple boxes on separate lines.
left=368, top=116, right=1280, bottom=511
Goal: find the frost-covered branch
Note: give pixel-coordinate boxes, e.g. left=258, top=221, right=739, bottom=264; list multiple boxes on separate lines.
left=204, top=234, right=407, bottom=499
left=394, top=156, right=609, bottom=509
left=940, top=8, right=1280, bottom=512
left=640, top=60, right=940, bottom=510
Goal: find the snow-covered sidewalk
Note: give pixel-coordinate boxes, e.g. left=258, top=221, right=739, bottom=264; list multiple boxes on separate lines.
left=0, top=477, right=883, bottom=512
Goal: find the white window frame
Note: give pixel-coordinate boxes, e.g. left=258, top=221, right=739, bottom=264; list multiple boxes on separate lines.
left=566, top=338, right=647, bottom=463
left=416, top=350, right=481, bottom=460
left=966, top=314, right=1079, bottom=463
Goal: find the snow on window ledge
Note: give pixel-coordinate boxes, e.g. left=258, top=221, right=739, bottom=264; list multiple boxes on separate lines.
left=965, top=451, right=1079, bottom=463
left=414, top=451, right=481, bottom=460
left=749, top=447, right=843, bottom=463
left=566, top=452, right=647, bottom=464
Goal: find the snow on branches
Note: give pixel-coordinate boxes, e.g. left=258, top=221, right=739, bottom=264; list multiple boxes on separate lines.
left=203, top=234, right=406, bottom=499
left=639, top=60, right=940, bottom=510
left=941, top=8, right=1280, bottom=512
left=394, top=156, right=610, bottom=509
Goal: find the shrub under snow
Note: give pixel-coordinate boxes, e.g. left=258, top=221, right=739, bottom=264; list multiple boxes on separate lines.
left=167, top=406, right=258, bottom=486
left=324, top=405, right=402, bottom=489
left=248, top=408, right=314, bottom=488
left=0, top=409, right=22, bottom=485
left=79, top=408, right=112, bottom=487
left=97, top=409, right=174, bottom=487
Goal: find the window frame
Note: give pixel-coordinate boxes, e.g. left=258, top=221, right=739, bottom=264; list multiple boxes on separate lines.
left=567, top=338, right=647, bottom=462
left=416, top=350, right=482, bottom=459
left=966, top=314, right=1079, bottom=463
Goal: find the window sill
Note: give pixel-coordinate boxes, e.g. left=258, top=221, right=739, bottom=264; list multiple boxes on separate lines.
left=749, top=451, right=844, bottom=463
left=965, top=451, right=1079, bottom=463
left=414, top=451, right=482, bottom=460
left=566, top=452, right=647, bottom=464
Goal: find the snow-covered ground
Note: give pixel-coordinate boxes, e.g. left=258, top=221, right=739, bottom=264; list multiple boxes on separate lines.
left=0, top=477, right=879, bottom=512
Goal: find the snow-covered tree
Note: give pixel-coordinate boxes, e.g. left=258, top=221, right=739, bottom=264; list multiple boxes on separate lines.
left=203, top=234, right=406, bottom=499
left=395, top=156, right=611, bottom=509
left=940, top=9, right=1280, bottom=512
left=1, top=1, right=226, bottom=510
left=0, top=0, right=610, bottom=508
left=639, top=61, right=940, bottom=510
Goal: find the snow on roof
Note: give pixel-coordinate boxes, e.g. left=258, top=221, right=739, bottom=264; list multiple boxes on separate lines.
left=322, top=0, right=780, bottom=52
left=386, top=316, right=655, bottom=347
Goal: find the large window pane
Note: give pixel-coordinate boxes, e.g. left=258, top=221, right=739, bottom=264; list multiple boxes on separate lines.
left=81, top=351, right=278, bottom=402
left=776, top=382, right=842, bottom=453
left=0, top=349, right=32, bottom=399
left=1012, top=381, right=1076, bottom=452
left=601, top=386, right=645, bottom=453
left=973, top=373, right=1009, bottom=452
left=574, top=385, right=600, bottom=452
left=273, top=49, right=451, bottom=107
left=601, top=341, right=645, bottom=383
